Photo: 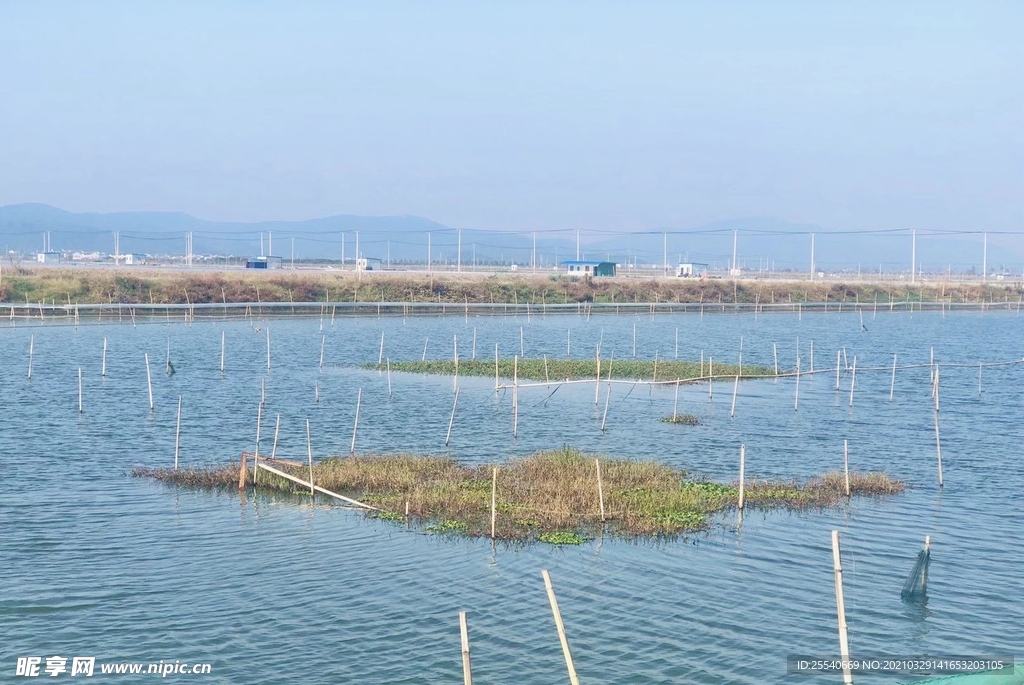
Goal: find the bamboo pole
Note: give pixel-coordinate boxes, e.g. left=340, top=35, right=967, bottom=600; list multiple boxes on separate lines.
left=672, top=380, right=679, bottom=420
left=544, top=355, right=550, bottom=384
left=254, top=401, right=262, bottom=484
left=601, top=384, right=611, bottom=432
left=794, top=357, right=801, bottom=411
left=271, top=414, right=280, bottom=459
left=730, top=375, right=739, bottom=418
left=520, top=326, right=525, bottom=357
left=453, top=334, right=459, bottom=392
left=541, top=570, right=580, bottom=685
left=386, top=358, right=392, bottom=398
left=935, top=411, right=944, bottom=487
left=835, top=350, right=841, bottom=390
left=708, top=356, right=713, bottom=401
left=889, top=353, right=897, bottom=402
left=102, top=338, right=107, bottom=377
left=596, top=459, right=605, bottom=522
left=831, top=530, right=854, bottom=685
left=350, top=388, right=362, bottom=454
left=378, top=331, right=385, bottom=365
left=843, top=439, right=850, bottom=496
left=459, top=611, right=472, bottom=685
left=306, top=419, right=314, bottom=497
left=320, top=335, right=325, bottom=371
left=28, top=334, right=34, bottom=379
left=315, top=380, right=320, bottom=404
left=422, top=337, right=429, bottom=361
left=809, top=339, right=814, bottom=373
left=738, top=444, right=745, bottom=510
left=446, top=387, right=460, bottom=446
left=934, top=366, right=940, bottom=412
left=773, top=343, right=778, bottom=376
left=145, top=353, right=153, bottom=411
left=174, top=396, right=182, bottom=469
left=255, top=462, right=378, bottom=509
left=594, top=345, right=601, bottom=404
left=513, top=356, right=519, bottom=438
left=490, top=466, right=497, bottom=539
left=848, top=356, right=857, bottom=407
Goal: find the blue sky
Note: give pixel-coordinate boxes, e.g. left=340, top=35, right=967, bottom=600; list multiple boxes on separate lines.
left=1, top=1, right=1021, bottom=233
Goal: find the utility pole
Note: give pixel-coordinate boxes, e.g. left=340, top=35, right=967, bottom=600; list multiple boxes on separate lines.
left=911, top=229, right=916, bottom=284
left=663, top=232, right=668, bottom=277
left=269, top=230, right=273, bottom=256
left=113, top=231, right=119, bottom=264
left=810, top=232, right=815, bottom=281
left=355, top=230, right=360, bottom=265
left=982, top=232, right=987, bottom=283
left=260, top=232, right=264, bottom=257
left=457, top=229, right=462, bottom=273
left=732, top=230, right=738, bottom=278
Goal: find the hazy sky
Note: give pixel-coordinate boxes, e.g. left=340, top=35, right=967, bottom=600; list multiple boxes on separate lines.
left=1, top=1, right=1021, bottom=233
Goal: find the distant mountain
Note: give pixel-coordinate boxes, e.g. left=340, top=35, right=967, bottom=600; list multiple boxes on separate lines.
left=0, top=204, right=1015, bottom=274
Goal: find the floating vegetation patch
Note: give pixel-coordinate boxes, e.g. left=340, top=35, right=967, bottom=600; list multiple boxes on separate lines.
left=659, top=414, right=701, bottom=425
left=370, top=358, right=774, bottom=382
left=133, top=448, right=904, bottom=543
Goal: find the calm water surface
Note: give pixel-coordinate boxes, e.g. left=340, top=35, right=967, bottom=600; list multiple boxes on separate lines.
left=1, top=308, right=1021, bottom=683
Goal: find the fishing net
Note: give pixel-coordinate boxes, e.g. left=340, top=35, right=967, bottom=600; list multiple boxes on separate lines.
left=900, top=538, right=931, bottom=599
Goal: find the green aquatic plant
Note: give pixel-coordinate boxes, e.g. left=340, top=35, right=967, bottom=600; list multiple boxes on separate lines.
left=659, top=414, right=700, bottom=425
left=538, top=531, right=585, bottom=545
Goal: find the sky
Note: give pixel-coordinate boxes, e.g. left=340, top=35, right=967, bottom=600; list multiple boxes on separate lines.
left=1, top=1, right=1021, bottom=234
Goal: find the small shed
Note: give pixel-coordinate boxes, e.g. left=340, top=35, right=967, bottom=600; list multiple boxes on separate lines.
left=124, top=254, right=148, bottom=266
left=36, top=252, right=61, bottom=264
left=676, top=262, right=709, bottom=278
left=562, top=260, right=616, bottom=277
left=246, top=256, right=284, bottom=269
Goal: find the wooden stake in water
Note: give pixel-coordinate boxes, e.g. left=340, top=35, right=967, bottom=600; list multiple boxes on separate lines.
left=794, top=357, right=801, bottom=411
left=541, top=570, right=581, bottom=685
left=566, top=328, right=571, bottom=358
left=835, top=350, right=841, bottom=390
left=386, top=358, right=392, bottom=398
left=78, top=368, right=83, bottom=413
left=601, top=384, right=611, bottom=432
left=594, top=458, right=606, bottom=522
left=513, top=356, right=519, bottom=438
left=314, top=381, right=320, bottom=404
left=890, top=353, right=897, bottom=402
left=350, top=388, right=362, bottom=455
left=708, top=357, right=714, bottom=401
left=446, top=387, right=460, bottom=446
left=271, top=414, right=280, bottom=459
left=520, top=326, right=524, bottom=357
left=594, top=345, right=602, bottom=404
left=848, top=357, right=857, bottom=407
left=102, top=338, right=107, bottom=377
left=164, top=393, right=182, bottom=473
left=238, top=451, right=247, bottom=490
left=935, top=410, right=944, bottom=487
left=490, top=466, right=497, bottom=539
left=421, top=338, right=429, bottom=361
left=145, top=352, right=153, bottom=411
left=27, top=335, right=34, bottom=379
left=306, top=419, right=315, bottom=497
left=831, top=530, right=854, bottom=685
left=220, top=331, right=225, bottom=373
left=773, top=343, right=778, bottom=376
left=253, top=401, right=262, bottom=484
left=459, top=611, right=473, bottom=685
left=378, top=331, right=385, bottom=365
left=738, top=444, right=745, bottom=510
left=843, top=439, right=850, bottom=496
left=319, top=335, right=325, bottom=371
left=809, top=339, right=814, bottom=373
left=673, top=380, right=680, bottom=420
left=934, top=366, right=940, bottom=412
left=730, top=375, right=739, bottom=418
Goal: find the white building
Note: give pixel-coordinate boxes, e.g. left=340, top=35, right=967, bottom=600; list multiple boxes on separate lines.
left=36, top=252, right=61, bottom=264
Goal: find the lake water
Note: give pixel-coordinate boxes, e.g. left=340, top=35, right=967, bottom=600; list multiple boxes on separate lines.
left=1, top=308, right=1021, bottom=683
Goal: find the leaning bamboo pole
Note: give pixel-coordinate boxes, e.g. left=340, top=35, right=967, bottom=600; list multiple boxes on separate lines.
left=254, top=462, right=378, bottom=510
left=832, top=530, right=854, bottom=685
left=350, top=388, right=362, bottom=455
left=596, top=459, right=606, bottom=522
left=541, top=570, right=581, bottom=685
left=459, top=611, right=473, bottom=685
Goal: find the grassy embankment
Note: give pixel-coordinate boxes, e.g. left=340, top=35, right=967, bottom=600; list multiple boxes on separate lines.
left=369, top=358, right=775, bottom=382
left=134, top=448, right=904, bottom=543
left=2, top=266, right=1019, bottom=306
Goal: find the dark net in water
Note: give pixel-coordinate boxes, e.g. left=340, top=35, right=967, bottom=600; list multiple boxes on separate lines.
left=900, top=538, right=931, bottom=599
